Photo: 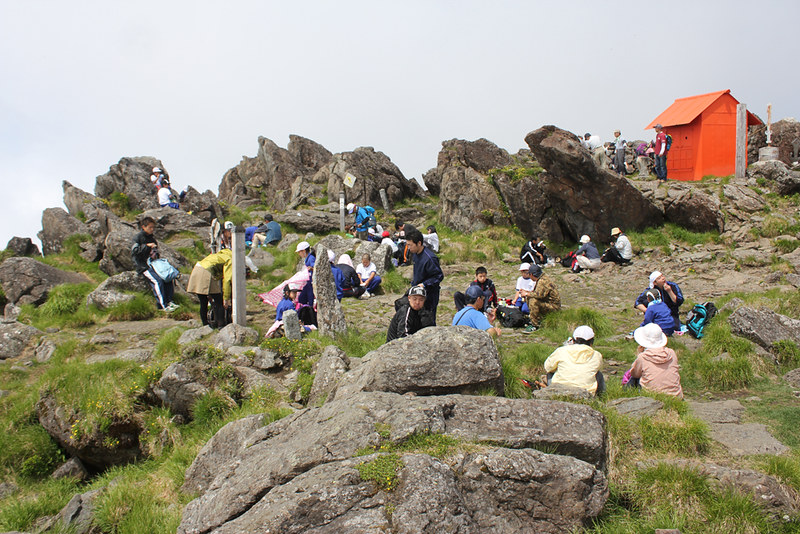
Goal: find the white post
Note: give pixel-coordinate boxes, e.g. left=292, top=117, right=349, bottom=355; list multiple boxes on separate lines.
left=231, top=226, right=247, bottom=326
left=339, top=192, right=346, bottom=232
left=735, top=103, right=747, bottom=180
left=379, top=188, right=390, bottom=213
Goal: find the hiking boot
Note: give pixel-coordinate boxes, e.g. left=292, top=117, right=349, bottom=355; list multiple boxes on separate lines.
left=523, top=325, right=538, bottom=334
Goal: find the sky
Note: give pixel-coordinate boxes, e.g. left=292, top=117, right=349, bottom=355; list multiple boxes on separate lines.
left=1, top=0, right=798, bottom=250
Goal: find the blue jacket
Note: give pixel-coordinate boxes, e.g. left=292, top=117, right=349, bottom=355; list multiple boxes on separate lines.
left=635, top=281, right=684, bottom=327
left=276, top=297, right=294, bottom=321
left=641, top=301, right=676, bottom=336
left=331, top=264, right=344, bottom=301
left=354, top=206, right=375, bottom=232
left=261, top=221, right=282, bottom=244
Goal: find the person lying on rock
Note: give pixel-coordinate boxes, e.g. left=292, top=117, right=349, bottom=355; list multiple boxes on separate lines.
left=634, top=270, right=684, bottom=332
left=451, top=285, right=501, bottom=337
left=524, top=264, right=561, bottom=333
left=131, top=216, right=178, bottom=312
left=574, top=234, right=602, bottom=272
left=386, top=285, right=435, bottom=342
left=543, top=326, right=605, bottom=395
left=639, top=290, right=676, bottom=336
left=454, top=266, right=497, bottom=312
left=601, top=227, right=633, bottom=265
left=513, top=263, right=535, bottom=313
left=356, top=253, right=381, bottom=299
left=626, top=323, right=684, bottom=398
left=336, top=253, right=365, bottom=299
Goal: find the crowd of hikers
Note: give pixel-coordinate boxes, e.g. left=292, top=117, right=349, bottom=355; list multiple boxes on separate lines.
left=132, top=185, right=711, bottom=400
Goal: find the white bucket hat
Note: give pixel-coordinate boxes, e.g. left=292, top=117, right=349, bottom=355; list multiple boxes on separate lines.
left=634, top=323, right=668, bottom=349
left=346, top=202, right=355, bottom=214
left=295, top=241, right=310, bottom=252
left=580, top=235, right=591, bottom=244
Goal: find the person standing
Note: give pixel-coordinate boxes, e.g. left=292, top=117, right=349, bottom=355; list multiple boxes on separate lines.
left=654, top=124, right=668, bottom=182
left=613, top=130, right=626, bottom=175
left=131, top=216, right=178, bottom=312
left=406, top=229, right=443, bottom=324
left=186, top=246, right=233, bottom=328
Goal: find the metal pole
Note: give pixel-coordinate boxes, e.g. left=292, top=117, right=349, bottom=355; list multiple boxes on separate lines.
left=231, top=226, right=247, bottom=326
left=339, top=191, right=345, bottom=232
left=735, top=103, right=747, bottom=180
left=379, top=188, right=390, bottom=213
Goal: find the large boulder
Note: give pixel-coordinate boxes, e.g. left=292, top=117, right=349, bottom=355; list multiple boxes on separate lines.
left=37, top=208, right=91, bottom=256
left=274, top=209, right=341, bottom=234
left=315, top=235, right=361, bottom=261
left=330, top=326, right=505, bottom=401
left=85, top=271, right=151, bottom=309
left=312, top=245, right=347, bottom=336
left=440, top=166, right=510, bottom=232
left=0, top=257, right=91, bottom=306
left=152, top=363, right=211, bottom=419
left=729, top=306, right=800, bottom=351
left=748, top=118, right=800, bottom=166
left=179, top=186, right=223, bottom=223
left=307, top=345, right=351, bottom=407
left=354, top=241, right=393, bottom=277
left=663, top=187, right=725, bottom=233
left=178, top=392, right=608, bottom=534
left=5, top=237, right=40, bottom=257
left=524, top=126, right=663, bottom=240
left=94, top=156, right=163, bottom=212
left=137, top=207, right=208, bottom=241
left=491, top=165, right=556, bottom=240
left=98, top=222, right=188, bottom=276
left=0, top=321, right=42, bottom=360
left=748, top=160, right=800, bottom=196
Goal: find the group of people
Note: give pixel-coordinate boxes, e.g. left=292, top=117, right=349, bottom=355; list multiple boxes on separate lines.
left=150, top=166, right=187, bottom=209
left=582, top=123, right=671, bottom=181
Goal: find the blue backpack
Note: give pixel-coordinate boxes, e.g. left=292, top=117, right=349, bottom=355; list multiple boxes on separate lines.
left=686, top=302, right=717, bottom=339
left=148, top=258, right=180, bottom=282
left=665, top=134, right=673, bottom=151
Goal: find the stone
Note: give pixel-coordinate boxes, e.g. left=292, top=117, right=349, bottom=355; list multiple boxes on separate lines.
left=34, top=338, right=57, bottom=363
left=85, top=349, right=152, bottom=364
left=330, top=326, right=504, bottom=401
left=783, top=368, right=800, bottom=388
left=749, top=118, right=800, bottom=166
left=276, top=232, right=300, bottom=252
left=89, top=332, right=118, bottom=345
left=282, top=309, right=302, bottom=340
left=37, top=207, right=92, bottom=256
left=178, top=186, right=223, bottom=223
left=784, top=273, right=800, bottom=288
left=36, top=393, right=142, bottom=470
left=748, top=160, right=800, bottom=195
left=0, top=321, right=42, bottom=360
left=178, top=325, right=214, bottom=345
left=315, top=235, right=361, bottom=261
left=233, top=366, right=285, bottom=397
left=707, top=423, right=789, bottom=457
left=0, top=481, right=19, bottom=499
left=492, top=167, right=554, bottom=240
left=213, top=323, right=259, bottom=350
left=153, top=363, right=210, bottom=419
left=524, top=126, right=663, bottom=241
left=138, top=207, right=208, bottom=241
left=274, top=209, right=341, bottom=234
left=607, top=396, right=664, bottom=419
left=0, top=257, right=91, bottom=306
left=3, top=303, right=21, bottom=323
left=532, top=384, right=594, bottom=400
left=52, top=487, right=103, bottom=534
left=226, top=346, right=284, bottom=370
left=62, top=180, right=121, bottom=242
left=5, top=236, right=40, bottom=257
left=689, top=399, right=745, bottom=424
left=440, top=165, right=510, bottom=232
left=729, top=306, right=800, bottom=351
left=94, top=156, right=164, bottom=212
left=722, top=184, right=766, bottom=212
left=307, top=345, right=350, bottom=406
left=245, top=247, right=274, bottom=270
left=51, top=457, right=89, bottom=481
left=98, top=221, right=188, bottom=276
left=312, top=245, right=347, bottom=336
left=85, top=271, right=150, bottom=309
left=177, top=392, right=607, bottom=533
left=354, top=241, right=393, bottom=276
left=663, top=186, right=725, bottom=233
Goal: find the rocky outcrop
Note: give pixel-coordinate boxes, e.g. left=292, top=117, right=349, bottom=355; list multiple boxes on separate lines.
left=749, top=118, right=800, bottom=166
left=0, top=321, right=42, bottom=360
left=153, top=363, right=213, bottom=419
left=748, top=160, right=800, bottom=196
left=354, top=241, right=393, bottom=277
left=36, top=393, right=142, bottom=470
left=212, top=323, right=260, bottom=350
left=315, top=235, right=361, bottom=262
left=0, top=257, right=91, bottom=306
left=138, top=207, right=209, bottom=241
left=307, top=345, right=351, bottom=406
left=178, top=391, right=608, bottom=534
left=663, top=187, right=725, bottom=233
left=729, top=306, right=800, bottom=351
left=98, top=222, right=188, bottom=276
left=179, top=186, right=223, bottom=223
left=312, top=245, right=347, bottom=336
left=440, top=166, right=510, bottom=232
left=330, top=326, right=505, bottom=401
left=5, top=237, right=40, bottom=257
left=525, top=126, right=664, bottom=240
left=94, top=156, right=163, bottom=211
left=37, top=208, right=92, bottom=256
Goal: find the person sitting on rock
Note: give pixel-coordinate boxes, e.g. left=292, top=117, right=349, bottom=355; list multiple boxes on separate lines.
left=574, top=235, right=602, bottom=272
left=356, top=253, right=381, bottom=299
left=156, top=177, right=186, bottom=209
left=386, top=286, right=435, bottom=342
left=520, top=236, right=547, bottom=266
left=635, top=270, right=684, bottom=332
left=423, top=225, right=440, bottom=252
left=150, top=166, right=167, bottom=188
left=639, top=289, right=676, bottom=336
left=187, top=242, right=234, bottom=328
left=252, top=214, right=282, bottom=247
left=337, top=253, right=366, bottom=299
left=393, top=222, right=417, bottom=266
left=380, top=230, right=398, bottom=255
left=524, top=264, right=561, bottom=333
left=407, top=229, right=443, bottom=324
left=513, top=262, right=535, bottom=313
left=628, top=323, right=684, bottom=398
left=452, top=285, right=501, bottom=337
left=543, top=326, right=605, bottom=395
left=454, top=266, right=498, bottom=312
left=275, top=283, right=300, bottom=322
left=131, top=216, right=178, bottom=312
left=601, top=227, right=633, bottom=265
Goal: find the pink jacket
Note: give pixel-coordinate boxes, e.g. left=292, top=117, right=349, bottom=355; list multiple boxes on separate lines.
left=631, top=347, right=683, bottom=398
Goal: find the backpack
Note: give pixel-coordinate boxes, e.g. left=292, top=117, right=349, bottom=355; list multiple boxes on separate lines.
left=665, top=134, right=673, bottom=151
left=685, top=301, right=717, bottom=339
left=365, top=214, right=377, bottom=228
left=560, top=251, right=577, bottom=269
left=148, top=258, right=180, bottom=282
left=635, top=142, right=648, bottom=156
left=496, top=305, right=530, bottom=328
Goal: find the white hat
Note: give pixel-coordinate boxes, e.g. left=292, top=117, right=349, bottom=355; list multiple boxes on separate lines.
left=649, top=270, right=663, bottom=288
left=346, top=202, right=355, bottom=214
left=611, top=227, right=622, bottom=236
left=519, top=262, right=531, bottom=271
left=152, top=167, right=162, bottom=173
left=633, top=323, right=668, bottom=349
left=327, top=249, right=336, bottom=262
left=580, top=235, right=591, bottom=244
left=295, top=241, right=310, bottom=252
left=573, top=325, right=595, bottom=341
left=368, top=227, right=376, bottom=235
left=223, top=221, right=234, bottom=230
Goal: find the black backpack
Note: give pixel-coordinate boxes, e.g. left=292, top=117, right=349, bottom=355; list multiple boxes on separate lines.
left=686, top=301, right=717, bottom=339
left=496, top=305, right=530, bottom=328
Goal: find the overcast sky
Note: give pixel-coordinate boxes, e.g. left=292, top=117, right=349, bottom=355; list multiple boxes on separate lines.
left=2, top=0, right=798, bottom=250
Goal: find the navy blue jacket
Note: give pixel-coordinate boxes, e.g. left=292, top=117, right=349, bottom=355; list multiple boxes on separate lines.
left=412, top=247, right=443, bottom=320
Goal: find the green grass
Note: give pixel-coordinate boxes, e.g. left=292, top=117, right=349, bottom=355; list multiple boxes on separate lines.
left=107, top=294, right=158, bottom=321
left=355, top=453, right=402, bottom=491
left=0, top=478, right=80, bottom=532
left=37, top=233, right=107, bottom=281
left=627, top=223, right=720, bottom=253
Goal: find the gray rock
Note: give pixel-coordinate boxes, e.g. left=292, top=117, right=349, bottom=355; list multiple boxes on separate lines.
left=37, top=207, right=91, bottom=256
left=86, top=270, right=151, bottom=309
left=532, top=384, right=595, bottom=400
left=441, top=166, right=510, bottom=232
left=663, top=186, right=725, bottom=233
left=748, top=159, right=800, bottom=195
left=0, top=257, right=91, bottom=306
left=729, top=306, right=800, bottom=351
left=607, top=396, right=664, bottom=419
left=276, top=232, right=300, bottom=252
left=226, top=346, right=284, bottom=370
left=85, top=349, right=152, bottom=364
left=315, top=235, right=361, bottom=261
left=0, top=321, right=42, bottom=360
left=233, top=366, right=285, bottom=397
left=177, top=392, right=607, bottom=533
left=5, top=236, right=40, bottom=257
left=153, top=363, right=210, bottom=418
left=3, top=303, right=21, bottom=323
left=178, top=186, right=223, bottom=223
left=52, top=487, right=103, bottom=534
left=138, top=207, right=208, bottom=242
left=98, top=221, right=188, bottom=276
left=51, top=457, right=89, bottom=481
left=0, top=481, right=19, bottom=499
left=178, top=325, right=214, bottom=345
left=34, top=338, right=57, bottom=363
left=245, top=247, right=274, bottom=270
left=282, top=309, right=302, bottom=340
left=354, top=241, right=393, bottom=277
left=331, top=326, right=504, bottom=401
left=62, top=180, right=120, bottom=242
left=308, top=345, right=350, bottom=406
left=722, top=184, right=766, bottom=212
left=274, top=209, right=342, bottom=234
left=312, top=245, right=347, bottom=336
left=784, top=368, right=800, bottom=388
left=785, top=273, right=800, bottom=288
left=706, top=423, right=788, bottom=457
left=89, top=332, right=118, bottom=345
left=689, top=399, right=745, bottom=424
left=94, top=156, right=163, bottom=212
left=213, top=323, right=259, bottom=350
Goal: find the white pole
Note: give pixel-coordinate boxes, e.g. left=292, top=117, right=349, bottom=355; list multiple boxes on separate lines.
left=231, top=226, right=247, bottom=326
left=735, top=103, right=747, bottom=180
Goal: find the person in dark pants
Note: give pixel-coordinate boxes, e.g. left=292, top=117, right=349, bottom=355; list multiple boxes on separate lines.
left=186, top=244, right=233, bottom=328
left=406, top=229, right=443, bottom=324
left=131, top=216, right=177, bottom=311
left=654, top=123, right=668, bottom=182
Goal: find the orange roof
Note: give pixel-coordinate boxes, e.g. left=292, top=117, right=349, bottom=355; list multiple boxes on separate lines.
left=646, top=89, right=762, bottom=129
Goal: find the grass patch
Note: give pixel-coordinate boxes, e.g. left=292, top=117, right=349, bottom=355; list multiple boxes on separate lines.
left=0, top=478, right=80, bottom=532
left=355, top=453, right=402, bottom=491
left=638, top=413, right=710, bottom=455
left=38, top=282, right=95, bottom=317
left=37, top=233, right=107, bottom=281
left=107, top=294, right=157, bottom=321
left=628, top=223, right=720, bottom=251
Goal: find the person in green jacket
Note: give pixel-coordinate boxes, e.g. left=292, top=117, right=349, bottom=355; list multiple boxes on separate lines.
left=187, top=246, right=233, bottom=328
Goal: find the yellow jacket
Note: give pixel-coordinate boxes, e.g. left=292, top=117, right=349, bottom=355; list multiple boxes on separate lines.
left=543, top=343, right=603, bottom=394
left=198, top=249, right=233, bottom=300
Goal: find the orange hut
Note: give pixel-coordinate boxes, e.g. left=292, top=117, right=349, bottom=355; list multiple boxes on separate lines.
left=645, top=89, right=762, bottom=181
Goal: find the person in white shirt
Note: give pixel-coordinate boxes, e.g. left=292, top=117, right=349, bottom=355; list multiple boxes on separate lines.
left=423, top=225, right=440, bottom=252
left=356, top=253, right=382, bottom=298
left=582, top=132, right=603, bottom=150
left=513, top=263, right=536, bottom=313
left=380, top=231, right=398, bottom=254
left=601, top=227, right=633, bottom=265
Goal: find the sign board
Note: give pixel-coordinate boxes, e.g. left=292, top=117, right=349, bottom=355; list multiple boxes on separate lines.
left=343, top=172, right=357, bottom=188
